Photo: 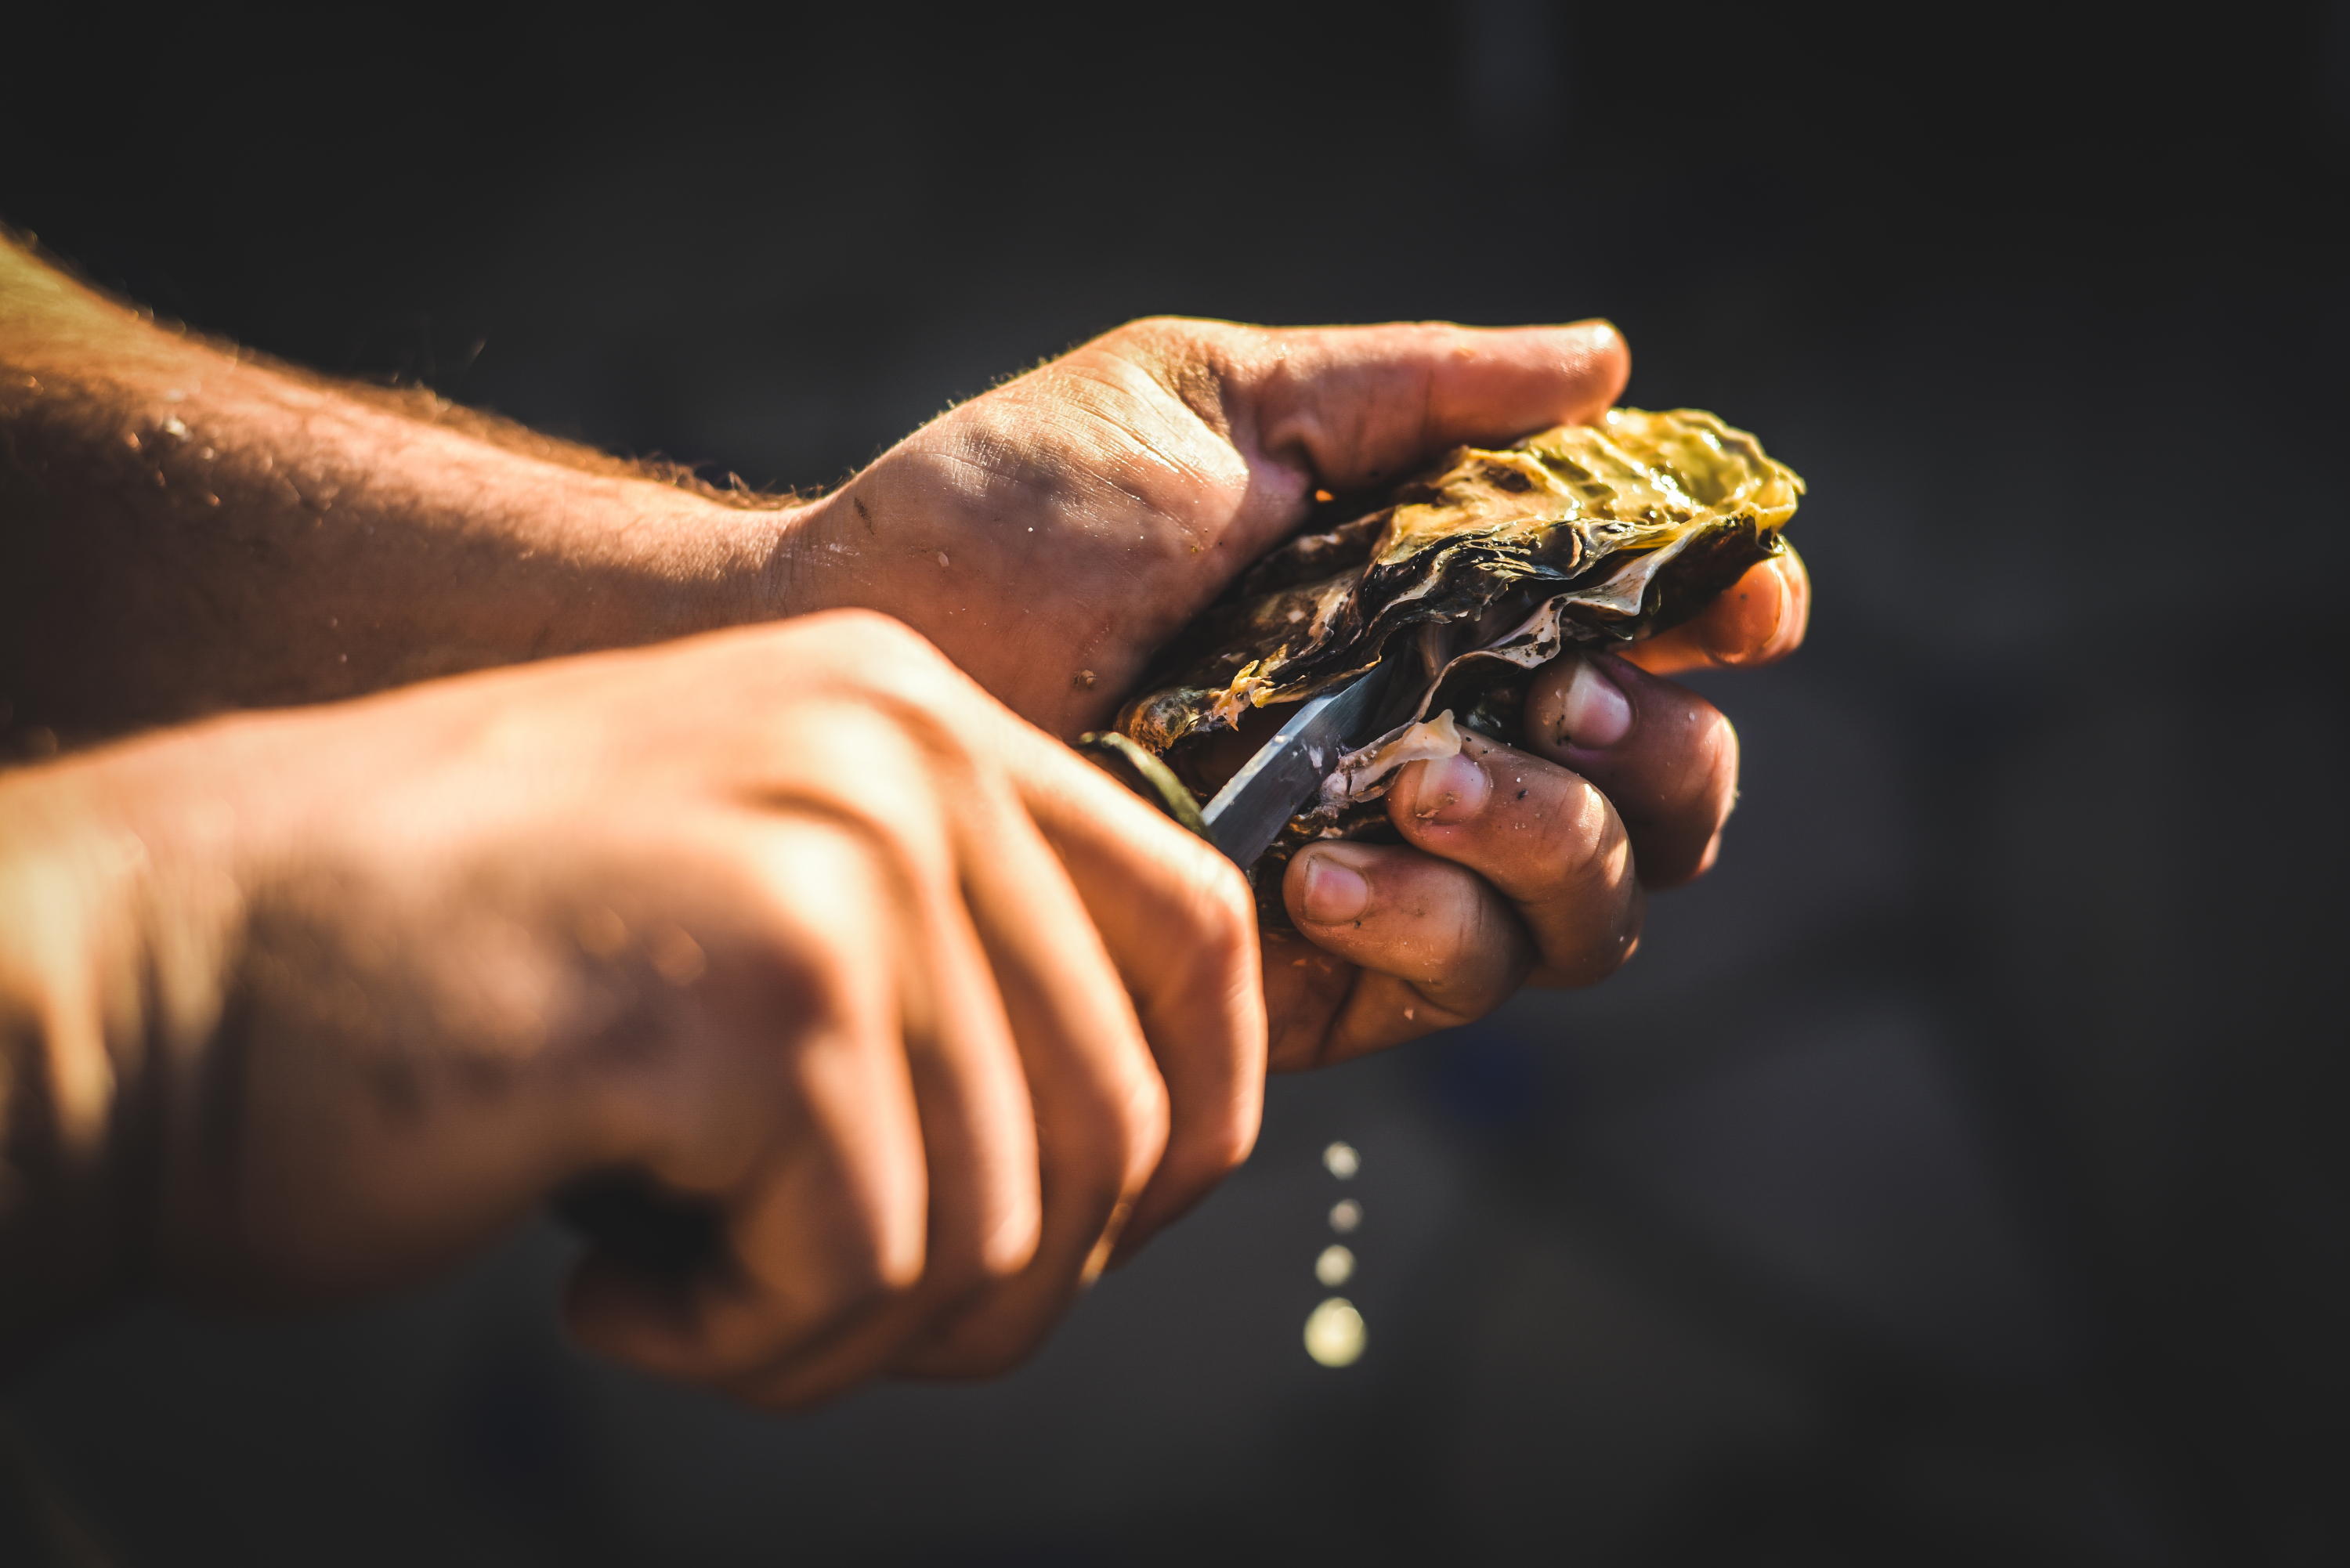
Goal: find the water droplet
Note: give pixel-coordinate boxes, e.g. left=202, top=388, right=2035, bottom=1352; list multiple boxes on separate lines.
left=1303, top=1298, right=1365, bottom=1367
left=1322, top=1141, right=1359, bottom=1180
left=1328, top=1198, right=1361, bottom=1234
left=1314, top=1244, right=1355, bottom=1288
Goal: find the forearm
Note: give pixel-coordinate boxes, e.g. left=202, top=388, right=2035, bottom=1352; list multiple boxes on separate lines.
left=0, top=237, right=798, bottom=742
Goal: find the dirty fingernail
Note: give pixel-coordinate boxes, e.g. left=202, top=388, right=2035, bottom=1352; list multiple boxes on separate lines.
left=1406, top=751, right=1489, bottom=823
left=1298, top=852, right=1372, bottom=924
left=1557, top=658, right=1632, bottom=748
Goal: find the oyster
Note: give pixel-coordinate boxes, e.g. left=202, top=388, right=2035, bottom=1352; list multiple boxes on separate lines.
left=1113, top=407, right=1802, bottom=874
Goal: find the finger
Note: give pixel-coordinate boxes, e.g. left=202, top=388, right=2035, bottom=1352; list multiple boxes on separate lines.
left=724, top=822, right=1044, bottom=1408
left=891, top=786, right=1170, bottom=1379
left=1621, top=548, right=1811, bottom=677
left=1237, top=320, right=1632, bottom=492
left=562, top=826, right=930, bottom=1386
left=1380, top=730, right=1647, bottom=985
left=1097, top=316, right=1628, bottom=515
left=1258, top=927, right=1370, bottom=1073
left=1518, top=652, right=1740, bottom=890
left=1010, top=732, right=1265, bottom=1264
left=1281, top=840, right=1537, bottom=1064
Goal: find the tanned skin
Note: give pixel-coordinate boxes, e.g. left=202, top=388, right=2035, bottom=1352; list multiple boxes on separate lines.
left=0, top=236, right=1807, bottom=1400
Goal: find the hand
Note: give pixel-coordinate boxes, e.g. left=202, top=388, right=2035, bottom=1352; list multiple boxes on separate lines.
left=780, top=316, right=1634, bottom=737
left=21, top=612, right=1261, bottom=1402
left=1261, top=649, right=1764, bottom=1072
left=781, top=317, right=1808, bottom=1122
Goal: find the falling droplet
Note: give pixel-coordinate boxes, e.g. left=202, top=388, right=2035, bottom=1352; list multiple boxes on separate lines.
left=1322, top=1141, right=1359, bottom=1180
left=1329, top=1198, right=1361, bottom=1234
left=1303, top=1298, right=1365, bottom=1367
left=1314, top=1244, right=1355, bottom=1288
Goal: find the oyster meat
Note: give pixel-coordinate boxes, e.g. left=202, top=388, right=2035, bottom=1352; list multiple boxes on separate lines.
left=1114, top=406, right=1803, bottom=875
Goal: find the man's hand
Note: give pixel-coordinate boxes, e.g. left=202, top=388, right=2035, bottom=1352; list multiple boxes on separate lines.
left=789, top=316, right=1607, bottom=735
left=777, top=319, right=1810, bottom=1143
left=0, top=612, right=1263, bottom=1401
left=1262, top=651, right=1742, bottom=1073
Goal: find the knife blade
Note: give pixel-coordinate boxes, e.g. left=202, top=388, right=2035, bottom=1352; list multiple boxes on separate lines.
left=1200, top=661, right=1402, bottom=869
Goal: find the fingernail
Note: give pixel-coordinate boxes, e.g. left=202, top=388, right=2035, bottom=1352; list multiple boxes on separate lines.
left=1298, top=851, right=1372, bottom=924
left=1556, top=658, right=1632, bottom=748
left=1404, top=751, right=1489, bottom=822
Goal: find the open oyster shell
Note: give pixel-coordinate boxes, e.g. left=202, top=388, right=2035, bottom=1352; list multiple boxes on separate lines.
left=1114, top=407, right=1802, bottom=871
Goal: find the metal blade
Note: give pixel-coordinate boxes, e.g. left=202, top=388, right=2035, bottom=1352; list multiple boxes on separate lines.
left=1201, top=664, right=1398, bottom=869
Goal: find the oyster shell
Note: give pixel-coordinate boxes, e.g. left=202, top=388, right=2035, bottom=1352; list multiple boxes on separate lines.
left=1115, top=407, right=1802, bottom=863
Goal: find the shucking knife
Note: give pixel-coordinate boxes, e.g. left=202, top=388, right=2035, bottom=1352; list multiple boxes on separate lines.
left=1196, top=662, right=1401, bottom=869
left=1079, top=660, right=1402, bottom=872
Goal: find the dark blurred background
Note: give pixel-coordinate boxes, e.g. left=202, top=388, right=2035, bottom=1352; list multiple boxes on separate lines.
left=5, top=2, right=2348, bottom=1563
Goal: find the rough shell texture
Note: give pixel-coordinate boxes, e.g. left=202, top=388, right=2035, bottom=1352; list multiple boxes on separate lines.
left=1119, top=408, right=1804, bottom=782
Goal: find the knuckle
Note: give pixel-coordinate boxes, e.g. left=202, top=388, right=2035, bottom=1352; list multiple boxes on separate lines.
left=791, top=610, right=982, bottom=724
left=1048, top=1071, right=1167, bottom=1205
left=977, top=1201, right=1043, bottom=1283
left=1112, top=1071, right=1173, bottom=1194
left=1520, top=780, right=1622, bottom=896
left=877, top=1222, right=929, bottom=1298
left=1672, top=699, right=1739, bottom=779
left=735, top=821, right=899, bottom=953
left=1549, top=883, right=1645, bottom=988
left=1094, top=318, right=1249, bottom=408
left=749, top=761, right=964, bottom=909
left=931, top=1198, right=1040, bottom=1299
left=1177, top=1104, right=1260, bottom=1187
left=1569, top=794, right=1635, bottom=889
left=1105, top=313, right=1212, bottom=348
left=818, top=1208, right=925, bottom=1320
left=1456, top=908, right=1531, bottom=1012
left=1181, top=850, right=1259, bottom=966
left=860, top=650, right=971, bottom=723
left=1205, top=854, right=1257, bottom=936
left=1057, top=1062, right=1170, bottom=1202
left=1582, top=930, right=1637, bottom=985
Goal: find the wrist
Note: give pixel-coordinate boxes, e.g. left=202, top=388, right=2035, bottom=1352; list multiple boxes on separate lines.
left=659, top=482, right=815, bottom=637
left=756, top=486, right=844, bottom=626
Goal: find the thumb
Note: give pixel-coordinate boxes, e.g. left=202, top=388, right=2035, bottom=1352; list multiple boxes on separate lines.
left=1233, top=319, right=1630, bottom=490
